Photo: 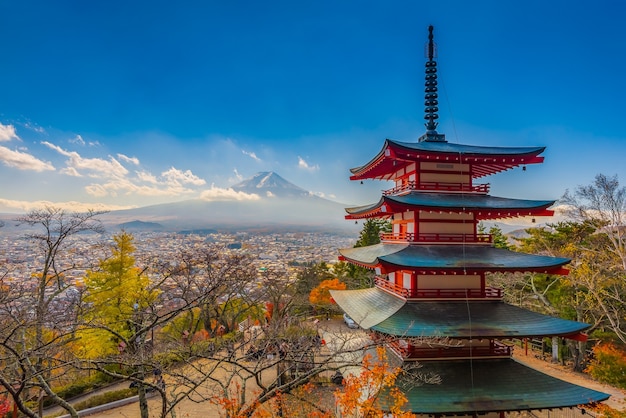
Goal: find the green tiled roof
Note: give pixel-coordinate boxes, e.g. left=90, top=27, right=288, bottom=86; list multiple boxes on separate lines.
left=330, top=287, right=405, bottom=329
left=331, top=287, right=588, bottom=338
left=385, top=358, right=609, bottom=414
left=345, top=192, right=555, bottom=215
left=339, top=244, right=570, bottom=272
left=373, top=300, right=588, bottom=338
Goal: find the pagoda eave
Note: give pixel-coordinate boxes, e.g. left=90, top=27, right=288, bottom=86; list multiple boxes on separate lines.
left=385, top=358, right=609, bottom=414
left=376, top=262, right=569, bottom=276
left=349, top=139, right=547, bottom=181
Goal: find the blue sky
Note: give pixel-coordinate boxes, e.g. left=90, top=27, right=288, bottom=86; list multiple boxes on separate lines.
left=1, top=1, right=625, bottom=214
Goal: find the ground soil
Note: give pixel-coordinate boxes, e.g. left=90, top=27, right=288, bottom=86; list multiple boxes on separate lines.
left=513, top=350, right=626, bottom=412
left=75, top=352, right=626, bottom=417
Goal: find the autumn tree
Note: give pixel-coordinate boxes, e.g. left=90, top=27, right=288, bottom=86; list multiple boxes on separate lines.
left=562, top=173, right=626, bottom=270
left=309, top=278, right=346, bottom=318
left=335, top=346, right=415, bottom=418
left=0, top=207, right=105, bottom=418
left=294, top=262, right=334, bottom=313
left=78, top=231, right=161, bottom=418
left=81, top=231, right=157, bottom=355
left=586, top=342, right=626, bottom=389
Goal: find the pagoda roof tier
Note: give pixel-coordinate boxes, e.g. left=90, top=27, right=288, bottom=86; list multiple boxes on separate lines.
left=330, top=287, right=588, bottom=338
left=384, top=358, right=609, bottom=414
left=339, top=243, right=570, bottom=275
left=345, top=192, right=555, bottom=220
left=349, top=139, right=546, bottom=181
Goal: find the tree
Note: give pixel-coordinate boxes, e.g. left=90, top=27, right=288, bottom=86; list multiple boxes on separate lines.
left=478, top=222, right=510, bottom=249
left=309, top=278, right=346, bottom=318
left=335, top=346, right=415, bottom=418
left=80, top=231, right=159, bottom=418
left=294, top=262, right=334, bottom=313
left=354, top=219, right=391, bottom=248
left=81, top=231, right=157, bottom=355
left=562, top=174, right=626, bottom=270
left=586, top=342, right=626, bottom=389
left=0, top=207, right=105, bottom=418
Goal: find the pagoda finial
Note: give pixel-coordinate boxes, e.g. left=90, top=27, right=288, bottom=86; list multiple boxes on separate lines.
left=419, top=25, right=446, bottom=142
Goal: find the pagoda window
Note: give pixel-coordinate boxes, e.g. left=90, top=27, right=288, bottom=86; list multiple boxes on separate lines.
left=415, top=274, right=482, bottom=299
left=402, top=271, right=412, bottom=291
left=418, top=161, right=474, bottom=192
left=417, top=210, right=477, bottom=242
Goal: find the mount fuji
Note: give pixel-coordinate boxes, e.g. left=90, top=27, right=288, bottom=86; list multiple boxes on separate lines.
left=99, top=172, right=358, bottom=234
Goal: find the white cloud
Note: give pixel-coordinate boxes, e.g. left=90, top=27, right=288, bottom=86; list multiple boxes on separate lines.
left=118, top=153, right=140, bottom=165
left=60, top=167, right=81, bottom=177
left=24, top=122, right=45, bottom=134
left=69, top=135, right=85, bottom=145
left=0, top=123, right=20, bottom=142
left=0, top=145, right=55, bottom=171
left=242, top=149, right=261, bottom=162
left=42, top=141, right=128, bottom=178
left=0, top=198, right=135, bottom=213
left=199, top=185, right=261, bottom=202
left=136, top=170, right=158, bottom=184
left=298, top=156, right=320, bottom=172
left=162, top=167, right=206, bottom=186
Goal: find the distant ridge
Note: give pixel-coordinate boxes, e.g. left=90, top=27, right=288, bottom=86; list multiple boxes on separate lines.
left=117, top=220, right=164, bottom=231
left=96, top=171, right=359, bottom=235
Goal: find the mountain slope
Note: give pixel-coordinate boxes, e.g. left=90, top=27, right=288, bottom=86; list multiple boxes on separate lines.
left=99, top=172, right=357, bottom=234
left=231, top=171, right=311, bottom=198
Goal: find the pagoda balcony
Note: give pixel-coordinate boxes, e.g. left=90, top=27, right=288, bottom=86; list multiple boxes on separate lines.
left=379, top=232, right=492, bottom=244
left=374, top=276, right=410, bottom=298
left=387, top=340, right=511, bottom=360
left=382, top=181, right=489, bottom=196
left=374, top=277, right=503, bottom=300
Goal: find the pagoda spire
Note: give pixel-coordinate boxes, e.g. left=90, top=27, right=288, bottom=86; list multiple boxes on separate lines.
left=419, top=25, right=446, bottom=142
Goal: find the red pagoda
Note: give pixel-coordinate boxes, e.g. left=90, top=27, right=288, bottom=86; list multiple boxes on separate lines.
left=331, top=26, right=609, bottom=416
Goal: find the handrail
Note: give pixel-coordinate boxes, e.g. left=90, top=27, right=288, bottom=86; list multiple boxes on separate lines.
left=388, top=342, right=511, bottom=359
left=374, top=277, right=409, bottom=298
left=410, top=287, right=503, bottom=299
left=383, top=181, right=489, bottom=195
left=379, top=232, right=492, bottom=244
left=374, top=277, right=502, bottom=299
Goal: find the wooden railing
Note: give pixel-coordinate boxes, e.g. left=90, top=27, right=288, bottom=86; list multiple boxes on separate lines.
left=388, top=340, right=511, bottom=359
left=374, top=277, right=502, bottom=299
left=383, top=181, right=489, bottom=195
left=379, top=232, right=492, bottom=244
left=374, top=277, right=409, bottom=298
left=411, top=287, right=503, bottom=299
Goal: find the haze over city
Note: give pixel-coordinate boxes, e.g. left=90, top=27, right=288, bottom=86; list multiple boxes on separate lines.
left=1, top=0, right=625, bottom=214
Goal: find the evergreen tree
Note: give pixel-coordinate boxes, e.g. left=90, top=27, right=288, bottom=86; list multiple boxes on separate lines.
left=354, top=218, right=391, bottom=247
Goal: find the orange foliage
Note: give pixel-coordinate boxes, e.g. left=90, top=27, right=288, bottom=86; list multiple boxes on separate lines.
left=192, top=329, right=209, bottom=342
left=587, top=403, right=625, bottom=418
left=309, top=278, right=346, bottom=306
left=585, top=342, right=626, bottom=389
left=335, top=346, right=415, bottom=417
left=0, top=396, right=10, bottom=415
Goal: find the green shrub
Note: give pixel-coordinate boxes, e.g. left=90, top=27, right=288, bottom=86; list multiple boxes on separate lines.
left=73, top=388, right=137, bottom=411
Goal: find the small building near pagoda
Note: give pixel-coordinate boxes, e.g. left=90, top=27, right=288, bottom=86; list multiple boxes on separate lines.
left=331, top=26, right=609, bottom=417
